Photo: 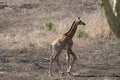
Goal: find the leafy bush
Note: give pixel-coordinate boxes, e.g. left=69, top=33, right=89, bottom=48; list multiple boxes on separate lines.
left=45, top=21, right=53, bottom=30
left=76, top=29, right=84, bottom=38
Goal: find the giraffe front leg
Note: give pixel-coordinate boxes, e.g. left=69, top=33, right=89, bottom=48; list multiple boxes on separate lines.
left=66, top=51, right=70, bottom=74
left=67, top=49, right=77, bottom=74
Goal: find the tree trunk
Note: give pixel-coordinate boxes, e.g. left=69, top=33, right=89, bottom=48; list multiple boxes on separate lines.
left=101, top=0, right=120, bottom=37
left=113, top=0, right=120, bottom=20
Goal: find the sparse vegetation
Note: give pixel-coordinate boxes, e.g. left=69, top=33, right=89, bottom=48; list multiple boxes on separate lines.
left=77, top=30, right=84, bottom=38
left=0, top=0, right=120, bottom=80
left=76, top=29, right=84, bottom=38
left=45, top=21, right=53, bottom=30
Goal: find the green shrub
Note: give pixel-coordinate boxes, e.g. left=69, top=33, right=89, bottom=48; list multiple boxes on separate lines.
left=76, top=29, right=84, bottom=38
left=45, top=21, right=53, bottom=30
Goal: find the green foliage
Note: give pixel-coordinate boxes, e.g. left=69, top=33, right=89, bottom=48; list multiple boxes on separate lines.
left=76, top=29, right=84, bottom=38
left=45, top=21, right=53, bottom=30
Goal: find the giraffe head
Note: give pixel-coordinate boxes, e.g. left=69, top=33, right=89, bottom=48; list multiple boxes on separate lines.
left=76, top=17, right=86, bottom=26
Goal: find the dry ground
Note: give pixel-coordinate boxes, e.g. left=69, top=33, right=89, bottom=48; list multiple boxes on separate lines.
left=0, top=0, right=120, bottom=80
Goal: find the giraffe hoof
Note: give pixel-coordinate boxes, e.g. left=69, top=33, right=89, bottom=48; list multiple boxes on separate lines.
left=49, top=74, right=52, bottom=77
left=49, top=73, right=53, bottom=77
left=67, top=71, right=71, bottom=75
left=67, top=69, right=71, bottom=74
left=67, top=72, right=72, bottom=77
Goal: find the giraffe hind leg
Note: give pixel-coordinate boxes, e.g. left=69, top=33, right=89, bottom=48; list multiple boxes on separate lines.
left=49, top=55, right=54, bottom=76
left=49, top=52, right=61, bottom=76
left=49, top=53, right=57, bottom=76
left=56, top=57, right=61, bottom=69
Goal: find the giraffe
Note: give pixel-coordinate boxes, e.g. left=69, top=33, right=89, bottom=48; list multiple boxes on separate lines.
left=49, top=17, right=86, bottom=76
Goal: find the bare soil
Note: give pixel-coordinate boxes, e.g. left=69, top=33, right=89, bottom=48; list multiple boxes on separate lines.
left=0, top=0, right=120, bottom=80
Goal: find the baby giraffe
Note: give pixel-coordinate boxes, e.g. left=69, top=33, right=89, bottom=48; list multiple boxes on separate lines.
left=49, top=17, right=86, bottom=76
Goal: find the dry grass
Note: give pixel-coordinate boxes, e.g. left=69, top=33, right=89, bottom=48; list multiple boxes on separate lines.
left=0, top=0, right=120, bottom=80
left=83, top=8, right=112, bottom=39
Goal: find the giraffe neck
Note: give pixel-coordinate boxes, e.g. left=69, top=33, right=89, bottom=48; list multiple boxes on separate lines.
left=64, top=20, right=78, bottom=39
left=64, top=20, right=76, bottom=37
left=67, top=22, right=78, bottom=39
